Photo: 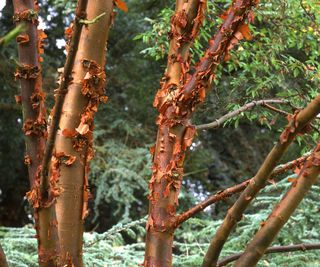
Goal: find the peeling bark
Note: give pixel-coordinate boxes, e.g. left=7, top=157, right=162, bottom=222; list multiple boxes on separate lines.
left=144, top=1, right=206, bottom=266
left=202, top=96, right=320, bottom=267
left=12, top=1, right=60, bottom=266
left=53, top=1, right=113, bottom=265
left=234, top=144, right=320, bottom=267
left=145, top=1, right=258, bottom=266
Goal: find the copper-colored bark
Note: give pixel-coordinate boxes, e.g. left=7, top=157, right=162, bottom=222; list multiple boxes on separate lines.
left=144, top=0, right=258, bottom=266
left=40, top=0, right=88, bottom=197
left=144, top=1, right=206, bottom=266
left=12, top=1, right=60, bottom=266
left=234, top=144, right=320, bottom=266
left=202, top=96, right=320, bottom=267
left=0, top=244, right=8, bottom=267
left=53, top=1, right=113, bottom=265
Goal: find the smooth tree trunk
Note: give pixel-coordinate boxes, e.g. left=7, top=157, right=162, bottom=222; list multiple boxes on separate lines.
left=12, top=0, right=60, bottom=265
left=53, top=1, right=114, bottom=265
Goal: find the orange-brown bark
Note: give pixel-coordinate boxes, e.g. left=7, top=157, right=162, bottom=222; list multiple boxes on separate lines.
left=145, top=0, right=258, bottom=266
left=53, top=1, right=113, bottom=265
left=234, top=144, right=320, bottom=266
left=12, top=1, right=60, bottom=266
left=0, top=244, right=8, bottom=267
left=202, top=96, right=320, bottom=267
left=144, top=1, right=206, bottom=266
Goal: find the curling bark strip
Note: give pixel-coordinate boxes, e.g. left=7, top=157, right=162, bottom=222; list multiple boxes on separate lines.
left=53, top=1, right=113, bottom=265
left=145, top=1, right=258, bottom=266
left=202, top=95, right=320, bottom=267
left=40, top=0, right=88, bottom=200
left=234, top=145, right=320, bottom=267
left=144, top=1, right=206, bottom=266
left=170, top=153, right=308, bottom=229
left=12, top=0, right=60, bottom=266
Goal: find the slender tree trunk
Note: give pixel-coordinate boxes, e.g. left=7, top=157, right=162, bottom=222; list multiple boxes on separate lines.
left=144, top=1, right=205, bottom=266
left=53, top=1, right=114, bottom=265
left=144, top=0, right=257, bottom=266
left=0, top=244, right=8, bottom=267
left=12, top=1, right=60, bottom=265
left=234, top=144, right=320, bottom=266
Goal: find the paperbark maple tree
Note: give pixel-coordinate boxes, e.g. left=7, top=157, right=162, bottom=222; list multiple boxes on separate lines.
left=6, top=0, right=320, bottom=266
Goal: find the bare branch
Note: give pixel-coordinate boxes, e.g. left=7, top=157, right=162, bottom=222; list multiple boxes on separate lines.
left=202, top=96, right=320, bottom=267
left=234, top=145, right=320, bottom=266
left=218, top=243, right=320, bottom=266
left=196, top=99, right=288, bottom=130
left=171, top=153, right=309, bottom=229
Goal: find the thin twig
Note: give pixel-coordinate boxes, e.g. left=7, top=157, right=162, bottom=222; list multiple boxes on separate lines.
left=217, top=243, right=320, bottom=266
left=40, top=0, right=88, bottom=198
left=196, top=99, right=288, bottom=130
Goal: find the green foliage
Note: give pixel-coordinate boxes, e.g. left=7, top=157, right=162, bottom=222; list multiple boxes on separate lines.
left=90, top=139, right=151, bottom=223
left=2, top=176, right=320, bottom=266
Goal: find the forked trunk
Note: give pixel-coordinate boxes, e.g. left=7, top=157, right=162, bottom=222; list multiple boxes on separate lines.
left=53, top=1, right=114, bottom=265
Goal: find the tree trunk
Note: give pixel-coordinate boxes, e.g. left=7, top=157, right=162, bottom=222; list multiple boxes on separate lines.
left=12, top=1, right=60, bottom=266
left=0, top=244, right=8, bottom=267
left=144, top=1, right=205, bottom=266
left=144, top=0, right=257, bottom=266
left=53, top=1, right=114, bottom=265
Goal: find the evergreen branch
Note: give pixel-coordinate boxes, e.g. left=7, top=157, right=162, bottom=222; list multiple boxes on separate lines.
left=196, top=99, right=288, bottom=130
left=217, top=243, right=320, bottom=266
left=40, top=0, right=88, bottom=197
left=234, top=144, right=320, bottom=266
left=86, top=217, right=147, bottom=246
left=171, top=153, right=309, bottom=229
left=202, top=96, right=320, bottom=267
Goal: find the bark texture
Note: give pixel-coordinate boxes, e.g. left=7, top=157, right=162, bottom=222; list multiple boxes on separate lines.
left=144, top=1, right=206, bottom=266
left=233, top=145, right=320, bottom=267
left=144, top=0, right=258, bottom=266
left=12, top=1, right=60, bottom=265
left=0, top=244, right=8, bottom=267
left=53, top=1, right=113, bottom=265
left=202, top=96, right=320, bottom=267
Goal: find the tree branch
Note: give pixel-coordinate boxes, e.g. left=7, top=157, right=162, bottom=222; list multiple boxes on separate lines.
left=171, top=153, right=309, bottom=229
left=234, top=144, right=320, bottom=266
left=217, top=243, right=320, bottom=266
left=196, top=99, right=288, bottom=130
left=202, top=95, right=320, bottom=267
left=40, top=0, right=88, bottom=198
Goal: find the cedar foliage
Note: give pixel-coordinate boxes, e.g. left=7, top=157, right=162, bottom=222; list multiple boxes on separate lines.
left=1, top=176, right=320, bottom=266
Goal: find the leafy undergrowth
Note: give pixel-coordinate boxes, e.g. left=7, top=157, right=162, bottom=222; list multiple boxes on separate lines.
left=1, top=179, right=319, bottom=267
